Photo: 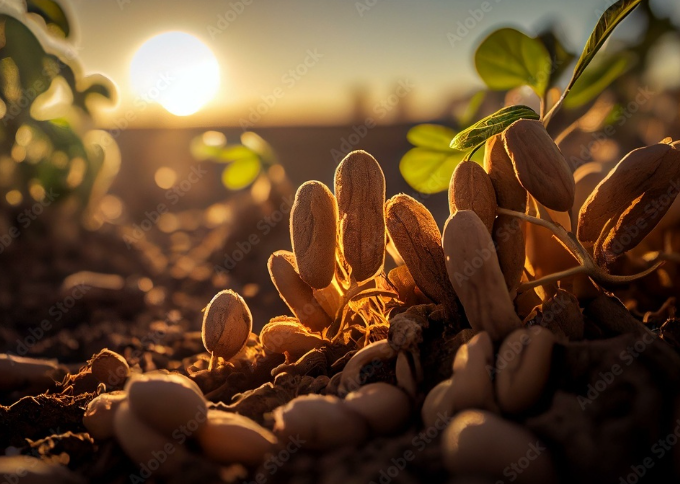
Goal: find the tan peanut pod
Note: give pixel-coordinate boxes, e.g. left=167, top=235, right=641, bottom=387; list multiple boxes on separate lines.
left=290, top=181, right=338, bottom=289
left=594, top=169, right=680, bottom=265
left=579, top=143, right=680, bottom=247
left=339, top=339, right=397, bottom=395
left=202, top=289, right=252, bottom=362
left=442, top=410, right=556, bottom=481
left=503, top=119, right=575, bottom=212
left=83, top=391, right=127, bottom=440
left=114, top=402, right=189, bottom=475
left=571, top=161, right=610, bottom=232
left=89, top=349, right=129, bottom=387
left=343, top=382, right=411, bottom=435
left=0, top=354, right=65, bottom=391
left=272, top=394, right=368, bottom=450
left=268, top=250, right=332, bottom=332
left=197, top=410, right=277, bottom=465
left=448, top=160, right=498, bottom=233
left=443, top=211, right=522, bottom=340
left=334, top=150, right=386, bottom=282
left=126, top=372, right=208, bottom=437
left=421, top=379, right=454, bottom=429
left=260, top=317, right=326, bottom=359
left=495, top=327, right=556, bottom=414
left=484, top=134, right=527, bottom=212
left=492, top=214, right=525, bottom=295
left=385, top=194, right=456, bottom=306
left=449, top=332, right=497, bottom=413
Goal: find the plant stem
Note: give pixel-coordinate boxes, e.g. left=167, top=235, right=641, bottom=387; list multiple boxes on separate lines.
left=518, top=265, right=588, bottom=292
left=554, top=118, right=580, bottom=146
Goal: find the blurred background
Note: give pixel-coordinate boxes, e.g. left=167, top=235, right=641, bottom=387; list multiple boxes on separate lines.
left=1, top=0, right=679, bottom=361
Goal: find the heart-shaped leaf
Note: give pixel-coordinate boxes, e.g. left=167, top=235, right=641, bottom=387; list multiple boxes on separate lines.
left=221, top=155, right=261, bottom=190
left=406, top=124, right=457, bottom=151
left=475, top=28, right=552, bottom=97
left=450, top=105, right=539, bottom=151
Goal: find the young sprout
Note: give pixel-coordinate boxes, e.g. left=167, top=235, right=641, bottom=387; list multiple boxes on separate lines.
left=202, top=289, right=253, bottom=369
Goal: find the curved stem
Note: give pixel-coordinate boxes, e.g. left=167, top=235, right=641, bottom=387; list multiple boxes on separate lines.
left=518, top=265, right=588, bottom=292
left=498, top=207, right=665, bottom=289
left=554, top=119, right=579, bottom=146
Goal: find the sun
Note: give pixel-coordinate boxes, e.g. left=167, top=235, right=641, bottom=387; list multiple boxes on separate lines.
left=129, top=31, right=221, bottom=116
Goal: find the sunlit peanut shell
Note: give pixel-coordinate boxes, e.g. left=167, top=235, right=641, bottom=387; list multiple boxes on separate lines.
left=290, top=180, right=338, bottom=289
left=385, top=194, right=456, bottom=307
left=272, top=394, right=368, bottom=450
left=89, top=349, right=129, bottom=388
left=594, top=161, right=680, bottom=265
left=449, top=160, right=498, bottom=233
left=503, top=119, right=575, bottom=212
left=571, top=161, right=610, bottom=232
left=339, top=339, right=397, bottom=395
left=495, top=327, right=556, bottom=414
left=0, top=456, right=83, bottom=484
left=449, top=332, right=497, bottom=413
left=388, top=265, right=426, bottom=306
left=484, top=134, right=527, bottom=212
left=260, top=318, right=326, bottom=359
left=343, top=382, right=411, bottom=435
left=126, top=371, right=208, bottom=437
left=335, top=150, right=386, bottom=282
left=197, top=410, right=277, bottom=465
left=202, top=289, right=252, bottom=362
left=268, top=251, right=332, bottom=332
left=422, top=379, right=455, bottom=429
left=443, top=211, right=522, bottom=340
left=578, top=143, right=680, bottom=247
left=114, top=401, right=189, bottom=475
left=442, top=410, right=556, bottom=482
left=83, top=391, right=127, bottom=440
left=492, top=214, right=525, bottom=295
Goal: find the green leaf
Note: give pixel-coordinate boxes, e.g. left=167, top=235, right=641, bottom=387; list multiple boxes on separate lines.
left=399, top=148, right=466, bottom=194
left=568, top=0, right=642, bottom=95
left=564, top=52, right=634, bottom=109
left=457, top=90, right=486, bottom=128
left=241, top=131, right=277, bottom=165
left=221, top=156, right=261, bottom=190
left=406, top=124, right=457, bottom=151
left=475, top=28, right=552, bottom=97
left=26, top=0, right=70, bottom=37
left=450, top=105, right=539, bottom=151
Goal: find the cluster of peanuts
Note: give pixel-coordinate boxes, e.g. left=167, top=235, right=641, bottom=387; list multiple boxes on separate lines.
left=85, top=123, right=680, bottom=480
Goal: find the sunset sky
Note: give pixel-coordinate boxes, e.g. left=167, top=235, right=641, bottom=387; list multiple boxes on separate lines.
left=66, top=0, right=680, bottom=128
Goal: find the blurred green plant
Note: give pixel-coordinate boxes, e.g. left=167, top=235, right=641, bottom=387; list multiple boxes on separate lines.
left=400, top=0, right=644, bottom=194
left=0, top=0, right=118, bottom=226
left=190, top=130, right=279, bottom=191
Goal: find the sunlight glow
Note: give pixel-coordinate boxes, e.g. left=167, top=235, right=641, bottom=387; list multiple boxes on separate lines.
left=130, top=32, right=221, bottom=116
